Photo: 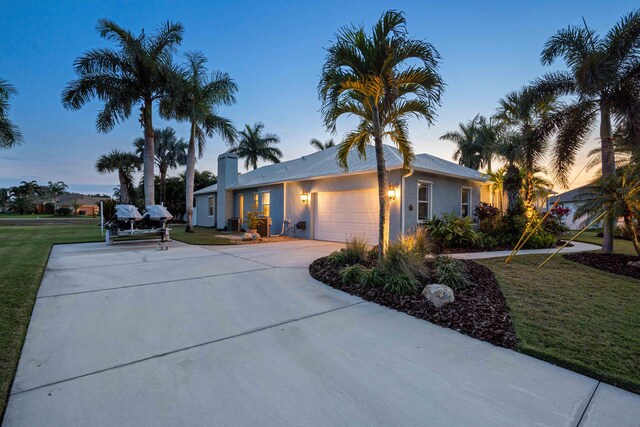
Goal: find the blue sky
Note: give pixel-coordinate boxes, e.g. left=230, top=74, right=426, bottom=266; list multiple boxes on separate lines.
left=0, top=0, right=636, bottom=195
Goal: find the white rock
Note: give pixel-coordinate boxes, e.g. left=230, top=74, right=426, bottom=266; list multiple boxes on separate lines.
left=627, top=260, right=640, bottom=268
left=422, top=284, right=455, bottom=308
left=242, top=232, right=260, bottom=241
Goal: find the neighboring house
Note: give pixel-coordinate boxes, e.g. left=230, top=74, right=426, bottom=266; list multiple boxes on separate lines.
left=54, top=194, right=110, bottom=215
left=549, top=185, right=603, bottom=230
left=194, top=145, right=487, bottom=244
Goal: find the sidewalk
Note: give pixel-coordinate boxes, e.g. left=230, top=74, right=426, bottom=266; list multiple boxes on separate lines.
left=450, top=241, right=601, bottom=260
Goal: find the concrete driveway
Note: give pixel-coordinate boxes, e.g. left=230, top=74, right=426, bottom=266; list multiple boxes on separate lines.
left=4, top=239, right=639, bottom=426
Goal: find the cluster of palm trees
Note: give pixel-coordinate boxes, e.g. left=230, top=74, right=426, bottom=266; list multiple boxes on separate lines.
left=0, top=180, right=69, bottom=214
left=440, top=10, right=640, bottom=254
left=63, top=20, right=282, bottom=232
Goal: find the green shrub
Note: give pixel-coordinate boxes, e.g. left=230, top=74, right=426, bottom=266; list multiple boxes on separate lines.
left=379, top=238, right=428, bottom=279
left=326, top=251, right=347, bottom=265
left=342, top=235, right=369, bottom=263
left=361, top=267, right=385, bottom=288
left=244, top=207, right=262, bottom=229
left=55, top=207, right=72, bottom=216
left=523, top=229, right=556, bottom=249
left=478, top=232, right=499, bottom=249
left=433, top=255, right=468, bottom=290
left=397, top=227, right=432, bottom=257
left=492, top=212, right=528, bottom=247
left=383, top=273, right=418, bottom=295
left=340, top=264, right=367, bottom=284
left=422, top=213, right=480, bottom=250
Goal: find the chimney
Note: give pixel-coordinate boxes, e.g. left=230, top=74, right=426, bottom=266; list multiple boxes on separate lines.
left=216, top=152, right=238, bottom=228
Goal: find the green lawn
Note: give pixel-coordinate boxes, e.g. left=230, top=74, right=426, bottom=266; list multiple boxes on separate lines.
left=170, top=226, right=235, bottom=245
left=0, top=224, right=102, bottom=416
left=566, top=229, right=637, bottom=256
left=478, top=234, right=640, bottom=393
left=0, top=214, right=95, bottom=219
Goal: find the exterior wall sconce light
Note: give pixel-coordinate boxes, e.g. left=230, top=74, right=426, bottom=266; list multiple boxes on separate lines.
left=300, top=192, right=309, bottom=203
left=387, top=186, right=397, bottom=201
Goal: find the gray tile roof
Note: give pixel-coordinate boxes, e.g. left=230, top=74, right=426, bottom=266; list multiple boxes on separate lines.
left=548, top=185, right=594, bottom=203
left=56, top=194, right=110, bottom=205
left=194, top=144, right=486, bottom=195
left=194, top=184, right=217, bottom=195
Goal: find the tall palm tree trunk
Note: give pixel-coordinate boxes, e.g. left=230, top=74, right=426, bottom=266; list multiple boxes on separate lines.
left=184, top=122, right=197, bottom=233
left=372, top=108, right=389, bottom=260
left=623, top=214, right=640, bottom=257
left=118, top=171, right=131, bottom=204
left=143, top=101, right=155, bottom=206
left=159, top=165, right=168, bottom=205
left=524, top=170, right=534, bottom=215
left=600, top=105, right=615, bottom=254
left=504, top=164, right=521, bottom=214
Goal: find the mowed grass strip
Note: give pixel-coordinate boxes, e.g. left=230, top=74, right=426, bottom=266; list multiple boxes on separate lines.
left=0, top=224, right=102, bottom=417
left=478, top=252, right=640, bottom=394
left=170, top=226, right=235, bottom=245
left=567, top=229, right=638, bottom=256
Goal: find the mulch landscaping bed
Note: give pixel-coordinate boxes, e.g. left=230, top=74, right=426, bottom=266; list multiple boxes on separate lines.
left=563, top=253, right=640, bottom=280
left=309, top=257, right=517, bottom=349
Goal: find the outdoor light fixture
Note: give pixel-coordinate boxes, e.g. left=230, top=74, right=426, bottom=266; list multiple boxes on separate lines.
left=300, top=192, right=309, bottom=203
left=387, top=186, right=397, bottom=201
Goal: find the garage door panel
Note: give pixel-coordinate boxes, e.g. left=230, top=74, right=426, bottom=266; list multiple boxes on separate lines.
left=315, top=190, right=379, bottom=244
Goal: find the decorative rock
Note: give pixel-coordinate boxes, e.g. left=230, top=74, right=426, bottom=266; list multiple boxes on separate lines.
left=627, top=260, right=640, bottom=268
left=242, top=232, right=260, bottom=241
left=422, top=284, right=455, bottom=308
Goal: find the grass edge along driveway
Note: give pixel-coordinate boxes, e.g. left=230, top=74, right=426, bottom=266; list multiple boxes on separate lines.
left=478, top=249, right=640, bottom=394
left=0, top=223, right=237, bottom=418
left=0, top=224, right=103, bottom=418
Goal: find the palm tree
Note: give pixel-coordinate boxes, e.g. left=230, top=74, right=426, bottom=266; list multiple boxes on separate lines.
left=95, top=150, right=142, bottom=204
left=496, top=88, right=558, bottom=215
left=0, top=188, right=9, bottom=212
left=162, top=51, right=237, bottom=232
left=231, top=123, right=282, bottom=170
left=575, top=165, right=640, bottom=256
left=309, top=138, right=336, bottom=151
left=486, top=167, right=505, bottom=212
left=17, top=180, right=42, bottom=198
left=46, top=181, right=68, bottom=197
left=496, top=133, right=524, bottom=214
left=440, top=115, right=496, bottom=171
left=533, top=10, right=640, bottom=253
left=440, top=117, right=481, bottom=170
left=62, top=19, right=184, bottom=206
left=475, top=115, right=503, bottom=172
left=0, top=79, right=23, bottom=149
left=134, top=127, right=187, bottom=205
left=319, top=10, right=444, bottom=257
left=72, top=201, right=82, bottom=215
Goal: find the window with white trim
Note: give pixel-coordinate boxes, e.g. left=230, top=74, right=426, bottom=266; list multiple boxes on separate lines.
left=417, top=182, right=431, bottom=222
left=262, top=191, right=271, bottom=217
left=253, top=193, right=259, bottom=210
left=208, top=196, right=214, bottom=216
left=461, top=187, right=471, bottom=218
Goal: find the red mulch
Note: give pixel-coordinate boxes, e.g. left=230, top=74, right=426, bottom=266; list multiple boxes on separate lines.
left=563, top=253, right=640, bottom=280
left=309, top=257, right=517, bottom=349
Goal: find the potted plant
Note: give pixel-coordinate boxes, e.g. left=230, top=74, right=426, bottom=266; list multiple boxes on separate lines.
left=245, top=207, right=261, bottom=234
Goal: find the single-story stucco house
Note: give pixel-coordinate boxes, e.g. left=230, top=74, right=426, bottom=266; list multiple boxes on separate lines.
left=549, top=185, right=623, bottom=230
left=55, top=194, right=109, bottom=215
left=194, top=145, right=488, bottom=244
